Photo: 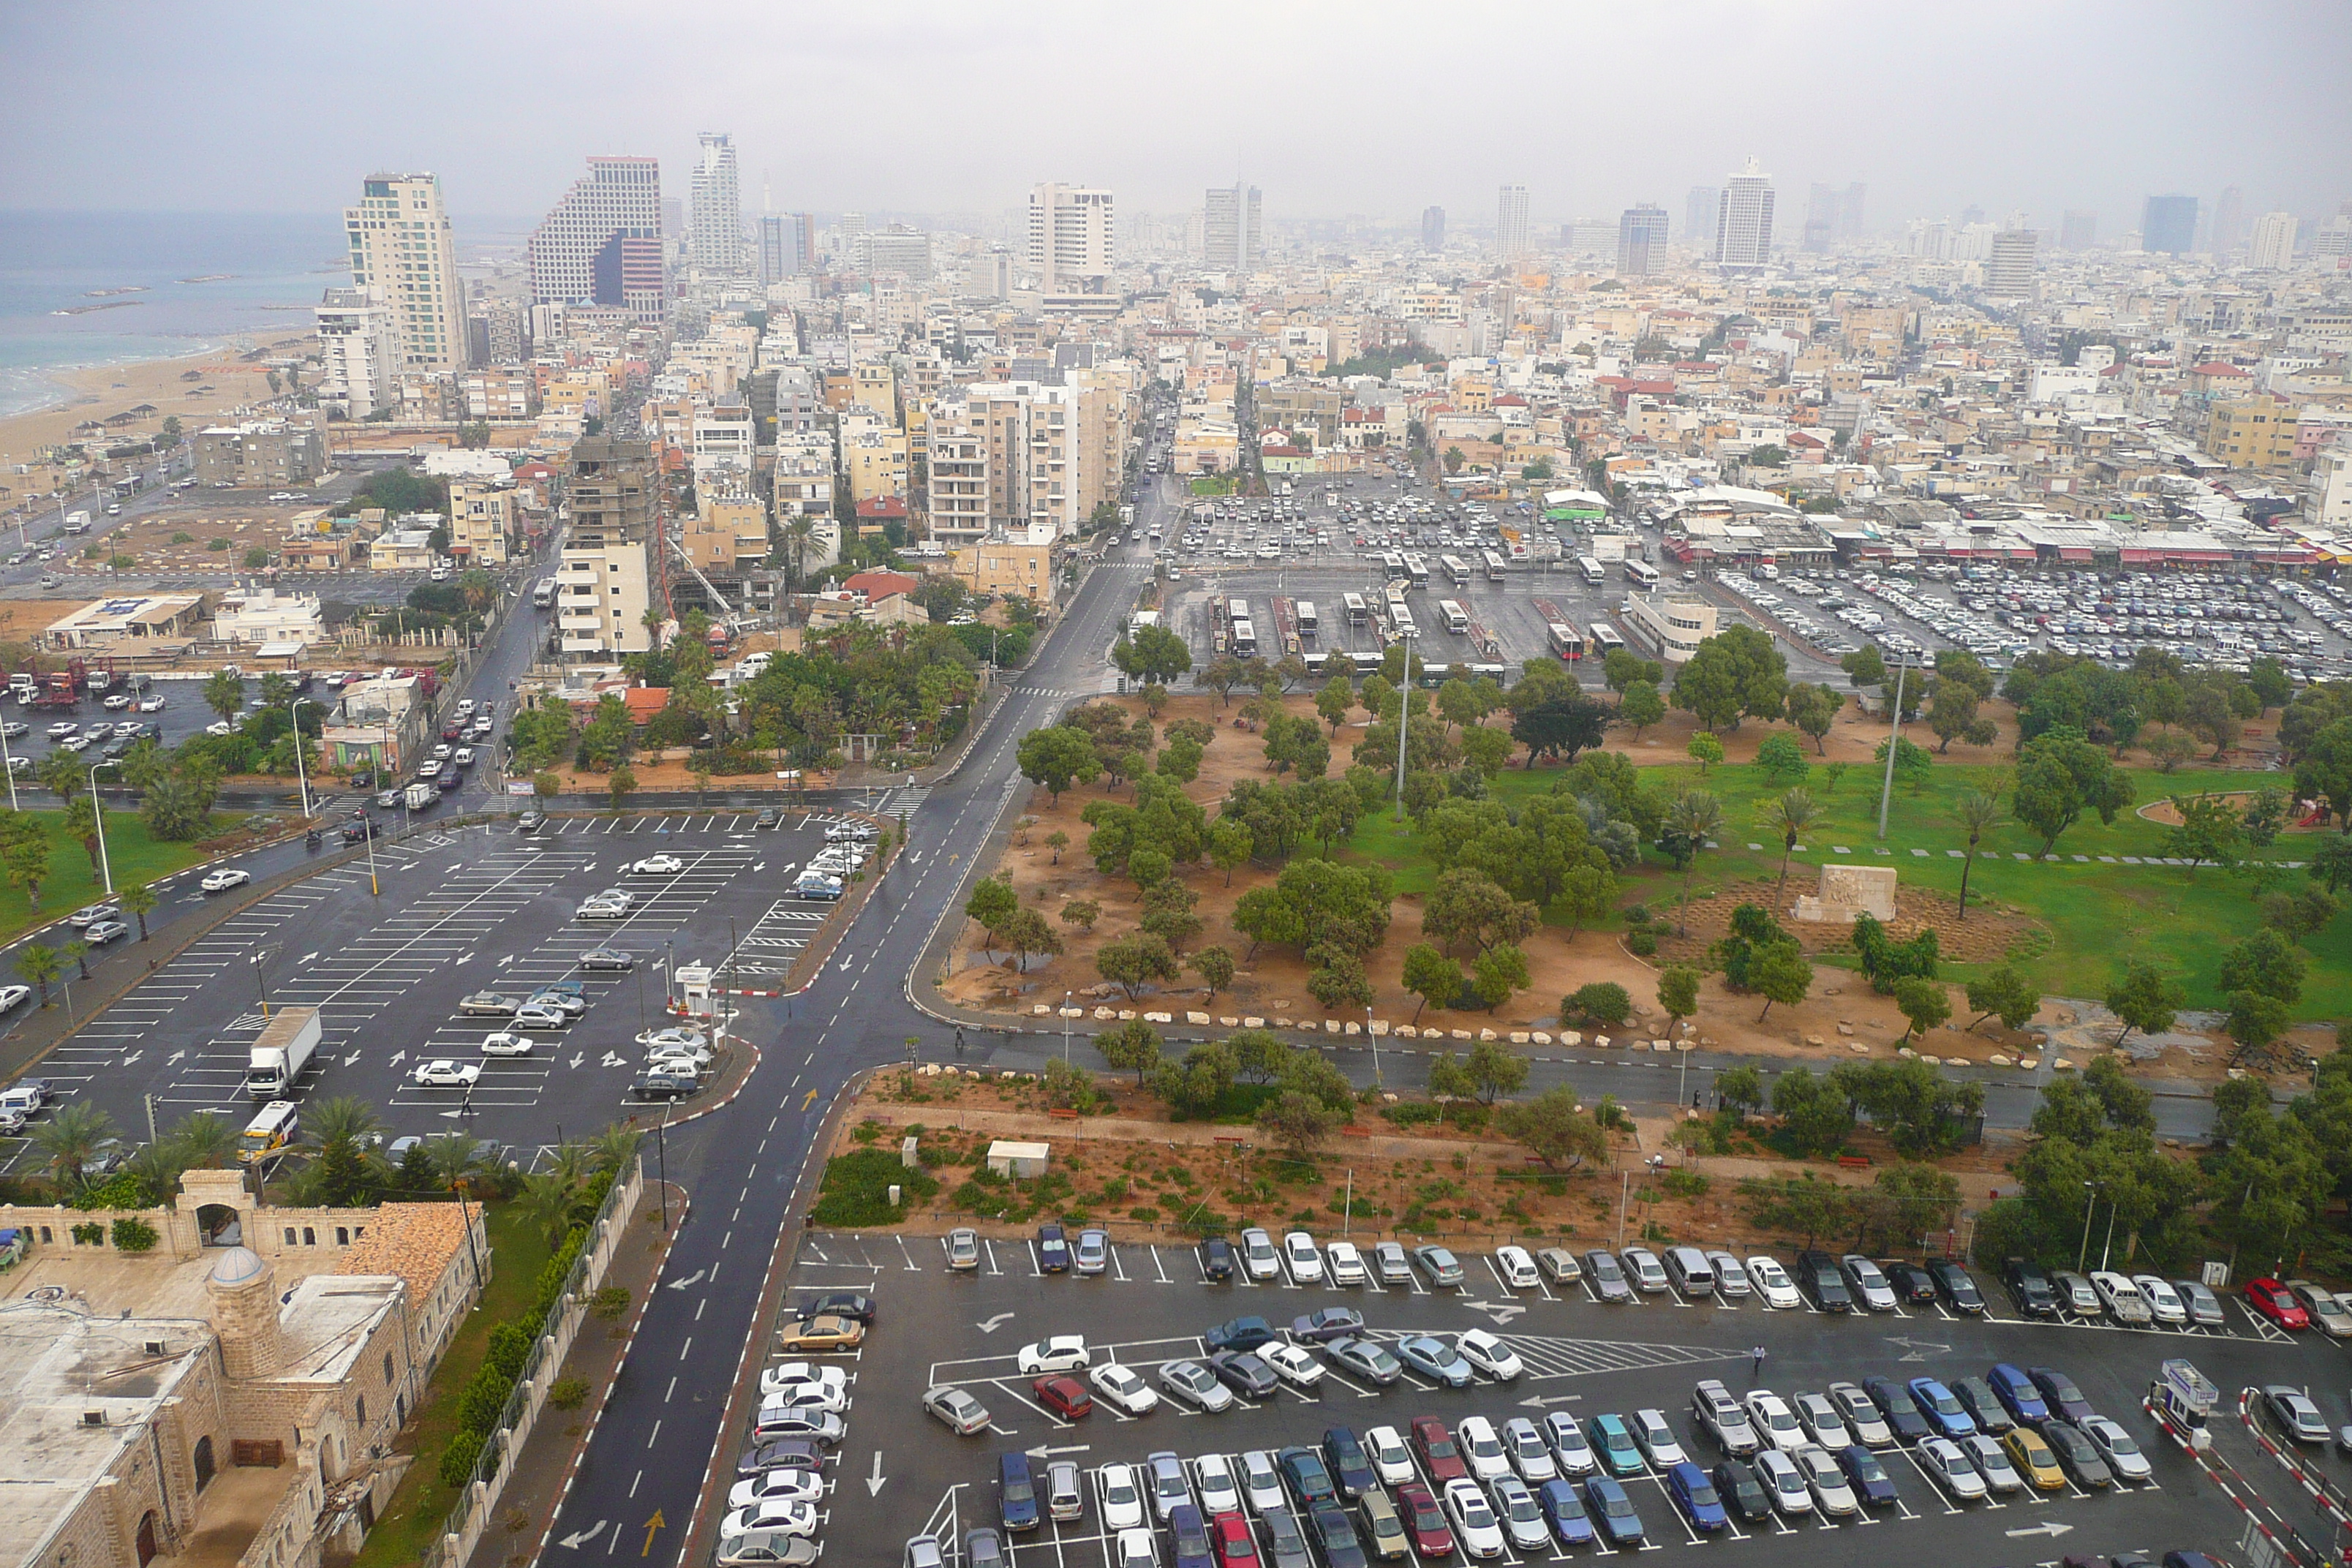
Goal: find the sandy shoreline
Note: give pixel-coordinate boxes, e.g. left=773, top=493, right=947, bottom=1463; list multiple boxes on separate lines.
left=0, top=333, right=317, bottom=470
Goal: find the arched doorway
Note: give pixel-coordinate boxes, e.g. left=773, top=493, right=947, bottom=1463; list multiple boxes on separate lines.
left=195, top=1205, right=241, bottom=1247
left=135, top=1511, right=159, bottom=1566
left=194, top=1434, right=215, bottom=1492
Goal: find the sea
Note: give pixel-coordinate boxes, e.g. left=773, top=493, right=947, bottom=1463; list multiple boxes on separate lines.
left=0, top=209, right=348, bottom=420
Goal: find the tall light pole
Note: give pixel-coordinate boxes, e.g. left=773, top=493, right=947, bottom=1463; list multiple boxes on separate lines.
left=289, top=696, right=315, bottom=818
left=1063, top=991, right=1073, bottom=1063
left=2077, top=1180, right=2100, bottom=1272
left=0, top=720, right=18, bottom=811
left=1391, top=626, right=1417, bottom=821
left=1875, top=652, right=1909, bottom=841
left=87, top=761, right=118, bottom=896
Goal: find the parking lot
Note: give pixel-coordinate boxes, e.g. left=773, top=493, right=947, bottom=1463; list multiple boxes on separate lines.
left=0, top=810, right=862, bottom=1167
left=752, top=1228, right=2350, bottom=1568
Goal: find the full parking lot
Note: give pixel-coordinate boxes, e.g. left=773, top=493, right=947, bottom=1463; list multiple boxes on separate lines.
left=759, top=1229, right=2352, bottom=1568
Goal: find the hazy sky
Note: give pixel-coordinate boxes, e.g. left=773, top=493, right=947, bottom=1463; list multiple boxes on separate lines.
left=5, top=0, right=2347, bottom=237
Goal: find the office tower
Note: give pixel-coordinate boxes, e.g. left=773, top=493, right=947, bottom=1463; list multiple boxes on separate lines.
left=1804, top=184, right=1839, bottom=252
left=1421, top=206, right=1446, bottom=252
left=1685, top=186, right=1719, bottom=248
left=1985, top=229, right=2038, bottom=295
left=1714, top=159, right=1775, bottom=271
left=529, top=156, right=666, bottom=325
left=1839, top=182, right=1866, bottom=243
left=755, top=213, right=814, bottom=282
left=1203, top=183, right=1262, bottom=271
left=862, top=225, right=930, bottom=282
left=1027, top=182, right=1116, bottom=294
left=1496, top=184, right=1530, bottom=262
left=1617, top=205, right=1669, bottom=276
left=2142, top=195, right=2199, bottom=255
left=342, top=173, right=468, bottom=372
left=2060, top=209, right=2097, bottom=251
left=690, top=133, right=742, bottom=274
left=2210, top=185, right=2245, bottom=255
left=2248, top=211, right=2297, bottom=271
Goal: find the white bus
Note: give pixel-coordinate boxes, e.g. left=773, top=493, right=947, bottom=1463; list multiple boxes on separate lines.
left=1227, top=598, right=1251, bottom=625
left=1588, top=622, right=1627, bottom=655
left=1438, top=599, right=1471, bottom=636
left=1384, top=588, right=1410, bottom=626
left=1440, top=554, right=1472, bottom=587
left=1342, top=592, right=1368, bottom=625
left=1231, top=618, right=1259, bottom=657
left=532, top=578, right=557, bottom=608
left=1294, top=600, right=1319, bottom=636
left=1547, top=622, right=1586, bottom=661
left=1402, top=553, right=1431, bottom=588
left=1578, top=556, right=1607, bottom=586
left=1481, top=549, right=1507, bottom=581
left=1624, top=560, right=1660, bottom=589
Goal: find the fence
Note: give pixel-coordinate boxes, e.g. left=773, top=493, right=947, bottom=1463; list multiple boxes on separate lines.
left=423, top=1150, right=645, bottom=1568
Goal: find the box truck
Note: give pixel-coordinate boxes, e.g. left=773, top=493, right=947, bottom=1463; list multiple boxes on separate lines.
left=245, top=1006, right=321, bottom=1099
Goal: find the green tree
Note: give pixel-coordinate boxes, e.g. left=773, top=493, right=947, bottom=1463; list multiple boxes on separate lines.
left=31, top=1101, right=117, bottom=1193
left=1952, top=789, right=2002, bottom=918
left=1256, top=1090, right=1342, bottom=1158
left=2011, top=731, right=2133, bottom=855
left=1058, top=898, right=1099, bottom=932
left=606, top=766, right=637, bottom=813
left=2165, top=792, right=2244, bottom=874
left=1420, top=867, right=1539, bottom=956
left=1462, top=1039, right=1529, bottom=1103
left=17, top=941, right=61, bottom=1006
left=1401, top=943, right=1463, bottom=1021
left=1564, top=981, right=1631, bottom=1028
left=1783, top=682, right=1841, bottom=754
left=2296, top=717, right=2352, bottom=830
left=1893, top=975, right=1951, bottom=1043
left=1000, top=906, right=1065, bottom=969
left=1770, top=1068, right=1853, bottom=1156
left=1443, top=445, right=1466, bottom=475
left=1471, top=944, right=1529, bottom=1014
left=1316, top=676, right=1354, bottom=736
left=1017, top=725, right=1101, bottom=804
left=1618, top=680, right=1665, bottom=738
left=1671, top=624, right=1788, bottom=732
left=1602, top=647, right=1662, bottom=693
left=2105, top=960, right=2185, bottom=1048
left=965, top=876, right=1018, bottom=960
left=1208, top=818, right=1252, bottom=886
left=1964, top=965, right=2041, bottom=1033
left=1685, top=732, right=1724, bottom=774
left=202, top=668, right=245, bottom=723
left=2308, top=835, right=2352, bottom=895
left=1096, top=932, right=1180, bottom=1000
left=1751, top=939, right=1814, bottom=1022
left=1189, top=946, right=1235, bottom=1002
left=1095, top=1019, right=1164, bottom=1084
left=2218, top=927, right=2305, bottom=1005
left=1663, top=790, right=1723, bottom=935
left=1153, top=1039, right=1239, bottom=1117
left=1657, top=965, right=1700, bottom=1036
left=1717, top=1063, right=1765, bottom=1117
left=1840, top=644, right=1885, bottom=690
left=1495, top=1086, right=1610, bottom=1170
left=1113, top=625, right=1194, bottom=685
left=2224, top=990, right=2295, bottom=1068
left=1753, top=732, right=1807, bottom=783
left=1755, top=788, right=1817, bottom=907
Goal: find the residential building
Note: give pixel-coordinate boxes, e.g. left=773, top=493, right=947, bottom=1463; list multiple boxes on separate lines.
left=1203, top=182, right=1262, bottom=271
left=42, top=593, right=207, bottom=650
left=194, top=419, right=326, bottom=487
left=2142, top=194, right=2198, bottom=255
left=368, top=525, right=439, bottom=570
left=528, top=156, right=666, bottom=326
left=1028, top=183, right=1116, bottom=295
left=460, top=367, right=538, bottom=421
left=209, top=586, right=325, bottom=646
left=1496, top=184, right=1531, bottom=261
left=1617, top=204, right=1669, bottom=276
left=314, top=287, right=396, bottom=418
left=844, top=424, right=911, bottom=502
left=690, top=132, right=742, bottom=275
left=467, top=295, right=527, bottom=364
left=683, top=489, right=770, bottom=570
left=2248, top=210, right=2297, bottom=271
left=2204, top=397, right=2294, bottom=470
left=1685, top=186, right=1719, bottom=249
left=1714, top=159, right=1774, bottom=270
left=559, top=435, right=657, bottom=658
left=1623, top=592, right=1719, bottom=663
left=446, top=478, right=515, bottom=565
left=927, top=410, right=991, bottom=545
left=342, top=172, right=468, bottom=373
left=952, top=527, right=1059, bottom=611
left=2060, top=209, right=2097, bottom=250
left=1985, top=229, right=2038, bottom=296
left=2315, top=448, right=2352, bottom=529
left=1421, top=205, right=1445, bottom=252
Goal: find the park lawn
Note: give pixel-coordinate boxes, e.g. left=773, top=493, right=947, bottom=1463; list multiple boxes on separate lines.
left=352, top=1201, right=553, bottom=1568
left=0, top=810, right=227, bottom=944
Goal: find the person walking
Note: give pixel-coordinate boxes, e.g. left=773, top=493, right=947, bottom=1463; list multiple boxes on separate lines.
left=1749, top=1346, right=1766, bottom=1379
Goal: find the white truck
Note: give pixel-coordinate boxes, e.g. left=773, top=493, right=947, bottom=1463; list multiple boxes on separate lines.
left=404, top=780, right=437, bottom=811
left=245, top=1006, right=321, bottom=1100
left=63, top=510, right=91, bottom=535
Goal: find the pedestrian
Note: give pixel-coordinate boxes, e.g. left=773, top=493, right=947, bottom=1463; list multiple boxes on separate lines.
left=1750, top=1345, right=1765, bottom=1378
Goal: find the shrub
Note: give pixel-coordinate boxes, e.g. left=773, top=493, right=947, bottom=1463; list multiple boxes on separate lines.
left=808, top=1147, right=940, bottom=1226
left=1564, top=982, right=1632, bottom=1027
left=1382, top=1101, right=1445, bottom=1128
left=1629, top=931, right=1658, bottom=957
left=548, top=1377, right=590, bottom=1411
left=1660, top=1169, right=1711, bottom=1199
left=70, top=1221, right=105, bottom=1245
left=109, top=1215, right=159, bottom=1252
left=437, top=1427, right=488, bottom=1488
left=589, top=1286, right=630, bottom=1322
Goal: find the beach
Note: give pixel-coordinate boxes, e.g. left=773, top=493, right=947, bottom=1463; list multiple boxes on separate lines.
left=0, top=333, right=316, bottom=468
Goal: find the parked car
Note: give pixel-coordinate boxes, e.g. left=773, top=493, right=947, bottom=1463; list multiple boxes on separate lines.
left=1827, top=1382, right=1894, bottom=1448
left=1393, top=1335, right=1473, bottom=1388
left=1089, top=1362, right=1159, bottom=1415
left=2040, top=1421, right=2114, bottom=1488
left=1452, top=1329, right=1522, bottom=1382
left=2027, top=1365, right=2096, bottom=1426
left=1036, top=1224, right=1071, bottom=1273
left=1950, top=1375, right=2013, bottom=1435
left=1836, top=1444, right=1899, bottom=1507
left=1840, top=1255, right=1899, bottom=1311
left=1371, top=1241, right=1413, bottom=1285
left=1794, top=1250, right=1853, bottom=1312
left=2002, top=1256, right=2060, bottom=1319
left=1916, top=1436, right=1988, bottom=1503
left=1929, top=1261, right=1986, bottom=1315
left=921, top=1385, right=992, bottom=1434
left=2089, top=1270, right=2155, bottom=1325
left=1323, top=1337, right=1401, bottom=1387
left=1207, top=1316, right=1279, bottom=1353
left=1292, top=1307, right=1364, bottom=1343
left=1535, top=1248, right=1583, bottom=1286
left=1862, top=1377, right=1930, bottom=1442
left=1158, top=1360, right=1235, bottom=1412
left=1198, top=1237, right=1236, bottom=1281
left=2246, top=1276, right=2312, bottom=1330
left=1409, top=1418, right=1468, bottom=1483
left=1908, top=1378, right=1976, bottom=1439
left=1580, top=1476, right=1646, bottom=1548
left=2264, top=1385, right=2331, bottom=1444
left=1582, top=1250, right=1635, bottom=1303
left=1412, top=1245, right=1465, bottom=1286
left=1745, top=1254, right=1802, bottom=1309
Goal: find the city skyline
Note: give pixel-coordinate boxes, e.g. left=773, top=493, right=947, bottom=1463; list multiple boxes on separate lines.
left=2, top=1, right=2345, bottom=230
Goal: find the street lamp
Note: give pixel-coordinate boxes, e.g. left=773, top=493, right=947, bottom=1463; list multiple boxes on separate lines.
left=1391, top=625, right=1417, bottom=822
left=289, top=696, right=315, bottom=818
left=87, top=761, right=118, bottom=896
left=2077, top=1180, right=2101, bottom=1272
left=1875, top=650, right=1910, bottom=841
left=0, top=719, right=18, bottom=812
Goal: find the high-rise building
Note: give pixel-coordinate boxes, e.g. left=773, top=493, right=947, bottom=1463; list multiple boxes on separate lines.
left=529, top=157, right=666, bottom=326
left=558, top=435, right=657, bottom=659
left=2248, top=211, right=2298, bottom=271
left=1616, top=205, right=1669, bottom=276
left=2210, top=185, right=2245, bottom=255
left=864, top=225, right=931, bottom=283
left=1804, top=184, right=1839, bottom=252
left=342, top=173, right=468, bottom=373
left=1985, top=229, right=2038, bottom=296
left=2142, top=195, right=2199, bottom=255
left=2060, top=209, right=2098, bottom=251
left=758, top=214, right=803, bottom=284
left=1839, top=182, right=1866, bottom=243
left=1027, top=183, right=1116, bottom=295
left=1421, top=206, right=1446, bottom=252
left=1203, top=183, right=1262, bottom=271
left=690, top=133, right=742, bottom=274
left=1714, top=159, right=1774, bottom=271
left=1685, top=186, right=1719, bottom=248
left=314, top=287, right=396, bottom=418
left=1496, top=184, right=1530, bottom=262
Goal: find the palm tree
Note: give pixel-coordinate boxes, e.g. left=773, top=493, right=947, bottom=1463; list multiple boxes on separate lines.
left=1755, top=788, right=1818, bottom=909
left=31, top=1101, right=118, bottom=1194
left=165, top=1110, right=241, bottom=1170
left=1953, top=789, right=2002, bottom=919
left=203, top=668, right=246, bottom=725
left=118, top=881, right=157, bottom=941
left=585, top=1123, right=643, bottom=1176
left=18, top=942, right=60, bottom=1006
left=61, top=938, right=91, bottom=981
left=36, top=750, right=85, bottom=805
left=302, top=1096, right=386, bottom=1158
left=1666, top=790, right=1724, bottom=938
left=426, top=1130, right=495, bottom=1199
left=518, top=1169, right=581, bottom=1247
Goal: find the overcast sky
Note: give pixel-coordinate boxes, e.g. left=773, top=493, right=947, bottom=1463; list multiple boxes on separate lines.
left=5, top=0, right=2347, bottom=238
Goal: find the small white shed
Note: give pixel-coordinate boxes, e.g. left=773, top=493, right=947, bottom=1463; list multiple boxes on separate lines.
left=985, top=1139, right=1052, bottom=1179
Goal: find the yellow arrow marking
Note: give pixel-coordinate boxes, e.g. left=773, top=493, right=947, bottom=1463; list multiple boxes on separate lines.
left=640, top=1509, right=665, bottom=1556
left=802, top=1088, right=820, bottom=1109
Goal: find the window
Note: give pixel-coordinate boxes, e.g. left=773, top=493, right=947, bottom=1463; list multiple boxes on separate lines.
left=385, top=1353, right=396, bottom=1385
left=284, top=1227, right=299, bottom=1245
left=336, top=1227, right=350, bottom=1246
left=302, top=1227, right=316, bottom=1246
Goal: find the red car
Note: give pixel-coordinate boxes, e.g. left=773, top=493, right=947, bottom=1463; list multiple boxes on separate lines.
left=1033, top=1376, right=1093, bottom=1420
left=2245, top=1277, right=2311, bottom=1330
left=1395, top=1482, right=1458, bottom=1560
left=1210, top=1510, right=1262, bottom=1567
left=1410, top=1417, right=1468, bottom=1483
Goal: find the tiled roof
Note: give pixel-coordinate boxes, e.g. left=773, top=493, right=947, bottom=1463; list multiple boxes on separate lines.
left=334, top=1202, right=472, bottom=1307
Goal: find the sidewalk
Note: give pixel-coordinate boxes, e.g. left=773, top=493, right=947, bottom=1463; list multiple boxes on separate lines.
left=463, top=1178, right=685, bottom=1568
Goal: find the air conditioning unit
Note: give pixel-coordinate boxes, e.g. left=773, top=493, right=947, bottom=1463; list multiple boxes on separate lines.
left=82, top=1410, right=107, bottom=1427
left=144, top=1341, right=167, bottom=1357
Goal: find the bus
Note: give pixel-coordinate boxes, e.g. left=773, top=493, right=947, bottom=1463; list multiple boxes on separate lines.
left=1438, top=599, right=1471, bottom=636
left=532, top=578, right=557, bottom=609
left=1227, top=598, right=1251, bottom=626
left=1588, top=622, right=1627, bottom=655
left=1342, top=592, right=1368, bottom=625
left=1546, top=622, right=1586, bottom=661
left=1403, top=553, right=1431, bottom=588
left=1440, top=554, right=1472, bottom=587
left=1384, top=588, right=1410, bottom=626
left=1480, top=549, right=1507, bottom=581
left=1624, top=560, right=1660, bottom=589
left=1294, top=600, right=1319, bottom=636
left=1380, top=550, right=1406, bottom=577
left=238, top=1101, right=302, bottom=1166
left=1578, top=556, right=1606, bottom=586
left=1231, top=618, right=1258, bottom=657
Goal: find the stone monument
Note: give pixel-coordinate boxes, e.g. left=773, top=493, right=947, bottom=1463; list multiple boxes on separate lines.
left=1793, top=863, right=1898, bottom=923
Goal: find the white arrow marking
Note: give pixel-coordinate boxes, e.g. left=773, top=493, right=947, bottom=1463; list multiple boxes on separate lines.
left=665, top=1269, right=706, bottom=1291
left=602, top=1052, right=628, bottom=1068
left=166, top=1049, right=186, bottom=1064
left=554, top=1520, right=607, bottom=1550
left=1884, top=1335, right=1950, bottom=1353
left=453, top=952, right=472, bottom=965
left=1026, top=1444, right=1092, bottom=1456
left=120, top=1051, right=140, bottom=1066
left=342, top=1052, right=361, bottom=1066
left=1516, top=1392, right=1583, bottom=1409
left=1462, top=1300, right=1526, bottom=1324
left=298, top=951, right=317, bottom=965
left=570, top=1054, right=585, bottom=1069
left=437, top=1109, right=464, bottom=1119
left=388, top=1049, right=407, bottom=1066
left=976, top=1313, right=1016, bottom=1334
left=2004, top=1520, right=2073, bottom=1539
left=866, top=1451, right=886, bottom=1496
left=497, top=953, right=513, bottom=966
left=837, top=954, right=851, bottom=971
left=753, top=862, right=765, bottom=873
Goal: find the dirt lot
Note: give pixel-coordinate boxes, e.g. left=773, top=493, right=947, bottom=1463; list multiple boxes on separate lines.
left=80, top=502, right=300, bottom=573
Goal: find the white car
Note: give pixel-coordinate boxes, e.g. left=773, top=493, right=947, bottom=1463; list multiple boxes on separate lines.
left=1099, top=1464, right=1145, bottom=1530
left=1364, top=1425, right=1415, bottom=1487
left=137, top=695, right=165, bottom=712
left=1961, top=1433, right=2024, bottom=1494
left=1440, top=1477, right=1507, bottom=1560
left=1259, top=1343, right=1324, bottom=1390
left=1543, top=1413, right=1597, bottom=1474
left=1281, top=1230, right=1323, bottom=1283
left=1325, top=1240, right=1367, bottom=1284
left=479, top=1033, right=535, bottom=1057
left=1016, top=1335, right=1089, bottom=1375
left=1156, top=1360, right=1233, bottom=1412
left=719, top=1499, right=818, bottom=1542
left=2133, top=1273, right=2189, bottom=1325
left=2081, top=1415, right=2155, bottom=1483
left=0, top=984, right=29, bottom=1011
left=1918, top=1436, right=1987, bottom=1501
left=200, top=868, right=251, bottom=894
left=760, top=1363, right=848, bottom=1401
left=766, top=1379, right=845, bottom=1414
left=1088, top=1362, right=1159, bottom=1415
left=1112, top=1529, right=1156, bottom=1568
left=1754, top=1449, right=1812, bottom=1516
left=1746, top=1390, right=1806, bottom=1453
left=1239, top=1450, right=1285, bottom=1515
left=1454, top=1329, right=1523, bottom=1382
left=726, top=1469, right=824, bottom=1511
left=631, top=854, right=685, bottom=874
left=1794, top=1444, right=1858, bottom=1515
left=1193, top=1454, right=1241, bottom=1515
left=410, top=1059, right=480, bottom=1088
left=1458, top=1415, right=1512, bottom=1481
left=1746, top=1254, right=1803, bottom=1309
left=1238, top=1228, right=1281, bottom=1281
left=1791, top=1391, right=1850, bottom=1450
left=1495, top=1245, right=1539, bottom=1289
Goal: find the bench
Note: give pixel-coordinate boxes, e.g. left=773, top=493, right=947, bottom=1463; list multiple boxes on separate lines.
left=1836, top=1154, right=1872, bottom=1169
left=1047, top=1107, right=1079, bottom=1120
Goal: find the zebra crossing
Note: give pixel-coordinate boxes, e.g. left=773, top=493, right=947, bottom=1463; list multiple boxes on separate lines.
left=723, top=896, right=831, bottom=975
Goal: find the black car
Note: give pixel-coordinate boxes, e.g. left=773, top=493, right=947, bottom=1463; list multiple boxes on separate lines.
left=755, top=807, right=781, bottom=830
left=2027, top=1366, right=2097, bottom=1426
left=1929, top=1261, right=1986, bottom=1315
left=1037, top=1224, right=1071, bottom=1273
left=799, top=1292, right=876, bottom=1325
left=340, top=816, right=374, bottom=844
left=1795, top=1250, right=1854, bottom=1312
left=631, top=1071, right=696, bottom=1101
left=1711, top=1461, right=1773, bottom=1525
left=1207, top=1316, right=1281, bottom=1353
left=1308, top=1503, right=1368, bottom=1568
left=1322, top=1428, right=1377, bottom=1500
left=1950, top=1375, right=2013, bottom=1435
left=1863, top=1378, right=1931, bottom=1443
left=1885, top=1262, right=1940, bottom=1308
left=1208, top=1350, right=1279, bottom=1399
left=1199, top=1237, right=1235, bottom=1281
left=2041, top=1421, right=2114, bottom=1488
left=2003, top=1257, right=2059, bottom=1319
left=1836, top=1445, right=1900, bottom=1507
left=736, top=1439, right=822, bottom=1477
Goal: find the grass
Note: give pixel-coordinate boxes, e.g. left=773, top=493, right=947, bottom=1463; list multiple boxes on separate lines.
left=1335, top=754, right=2351, bottom=1019
left=0, top=810, right=226, bottom=946
left=351, top=1202, right=553, bottom=1568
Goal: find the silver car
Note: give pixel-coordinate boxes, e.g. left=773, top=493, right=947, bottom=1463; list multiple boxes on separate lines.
left=1917, top=1436, right=1987, bottom=1502
left=1157, top=1360, right=1235, bottom=1412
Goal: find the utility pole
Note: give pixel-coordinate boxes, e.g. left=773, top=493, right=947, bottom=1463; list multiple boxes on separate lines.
left=1876, top=653, right=1908, bottom=840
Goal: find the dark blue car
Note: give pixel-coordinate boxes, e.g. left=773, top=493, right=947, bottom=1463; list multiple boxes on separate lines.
left=1169, top=1504, right=1214, bottom=1568
left=1036, top=1224, right=1069, bottom=1273
left=1836, top=1445, right=1899, bottom=1508
left=1537, top=1480, right=1596, bottom=1545
left=1206, top=1315, right=1279, bottom=1353
left=1322, top=1428, right=1376, bottom=1500
left=998, top=1452, right=1039, bottom=1531
left=1863, top=1376, right=1930, bottom=1443
left=1278, top=1446, right=1337, bottom=1509
left=1582, top=1475, right=1646, bottom=1547
left=1989, top=1362, right=2051, bottom=1427
left=1907, top=1379, right=1976, bottom=1440
left=1665, top=1462, right=1729, bottom=1533
left=1308, top=1502, right=1368, bottom=1568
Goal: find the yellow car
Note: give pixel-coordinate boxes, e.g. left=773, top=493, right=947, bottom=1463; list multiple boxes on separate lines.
left=2002, top=1425, right=2066, bottom=1491
left=774, top=1313, right=865, bottom=1353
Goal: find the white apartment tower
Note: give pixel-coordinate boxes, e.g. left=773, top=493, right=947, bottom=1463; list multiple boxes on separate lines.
left=1984, top=229, right=2039, bottom=296
left=1496, top=184, right=1531, bottom=262
left=1203, top=183, right=1262, bottom=271
left=342, top=173, right=468, bottom=372
left=1028, top=183, right=1117, bottom=294
left=528, top=157, right=666, bottom=326
left=1714, top=159, right=1776, bottom=271
left=314, top=287, right=396, bottom=418
left=2248, top=211, right=2297, bottom=271
left=690, top=133, right=743, bottom=274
